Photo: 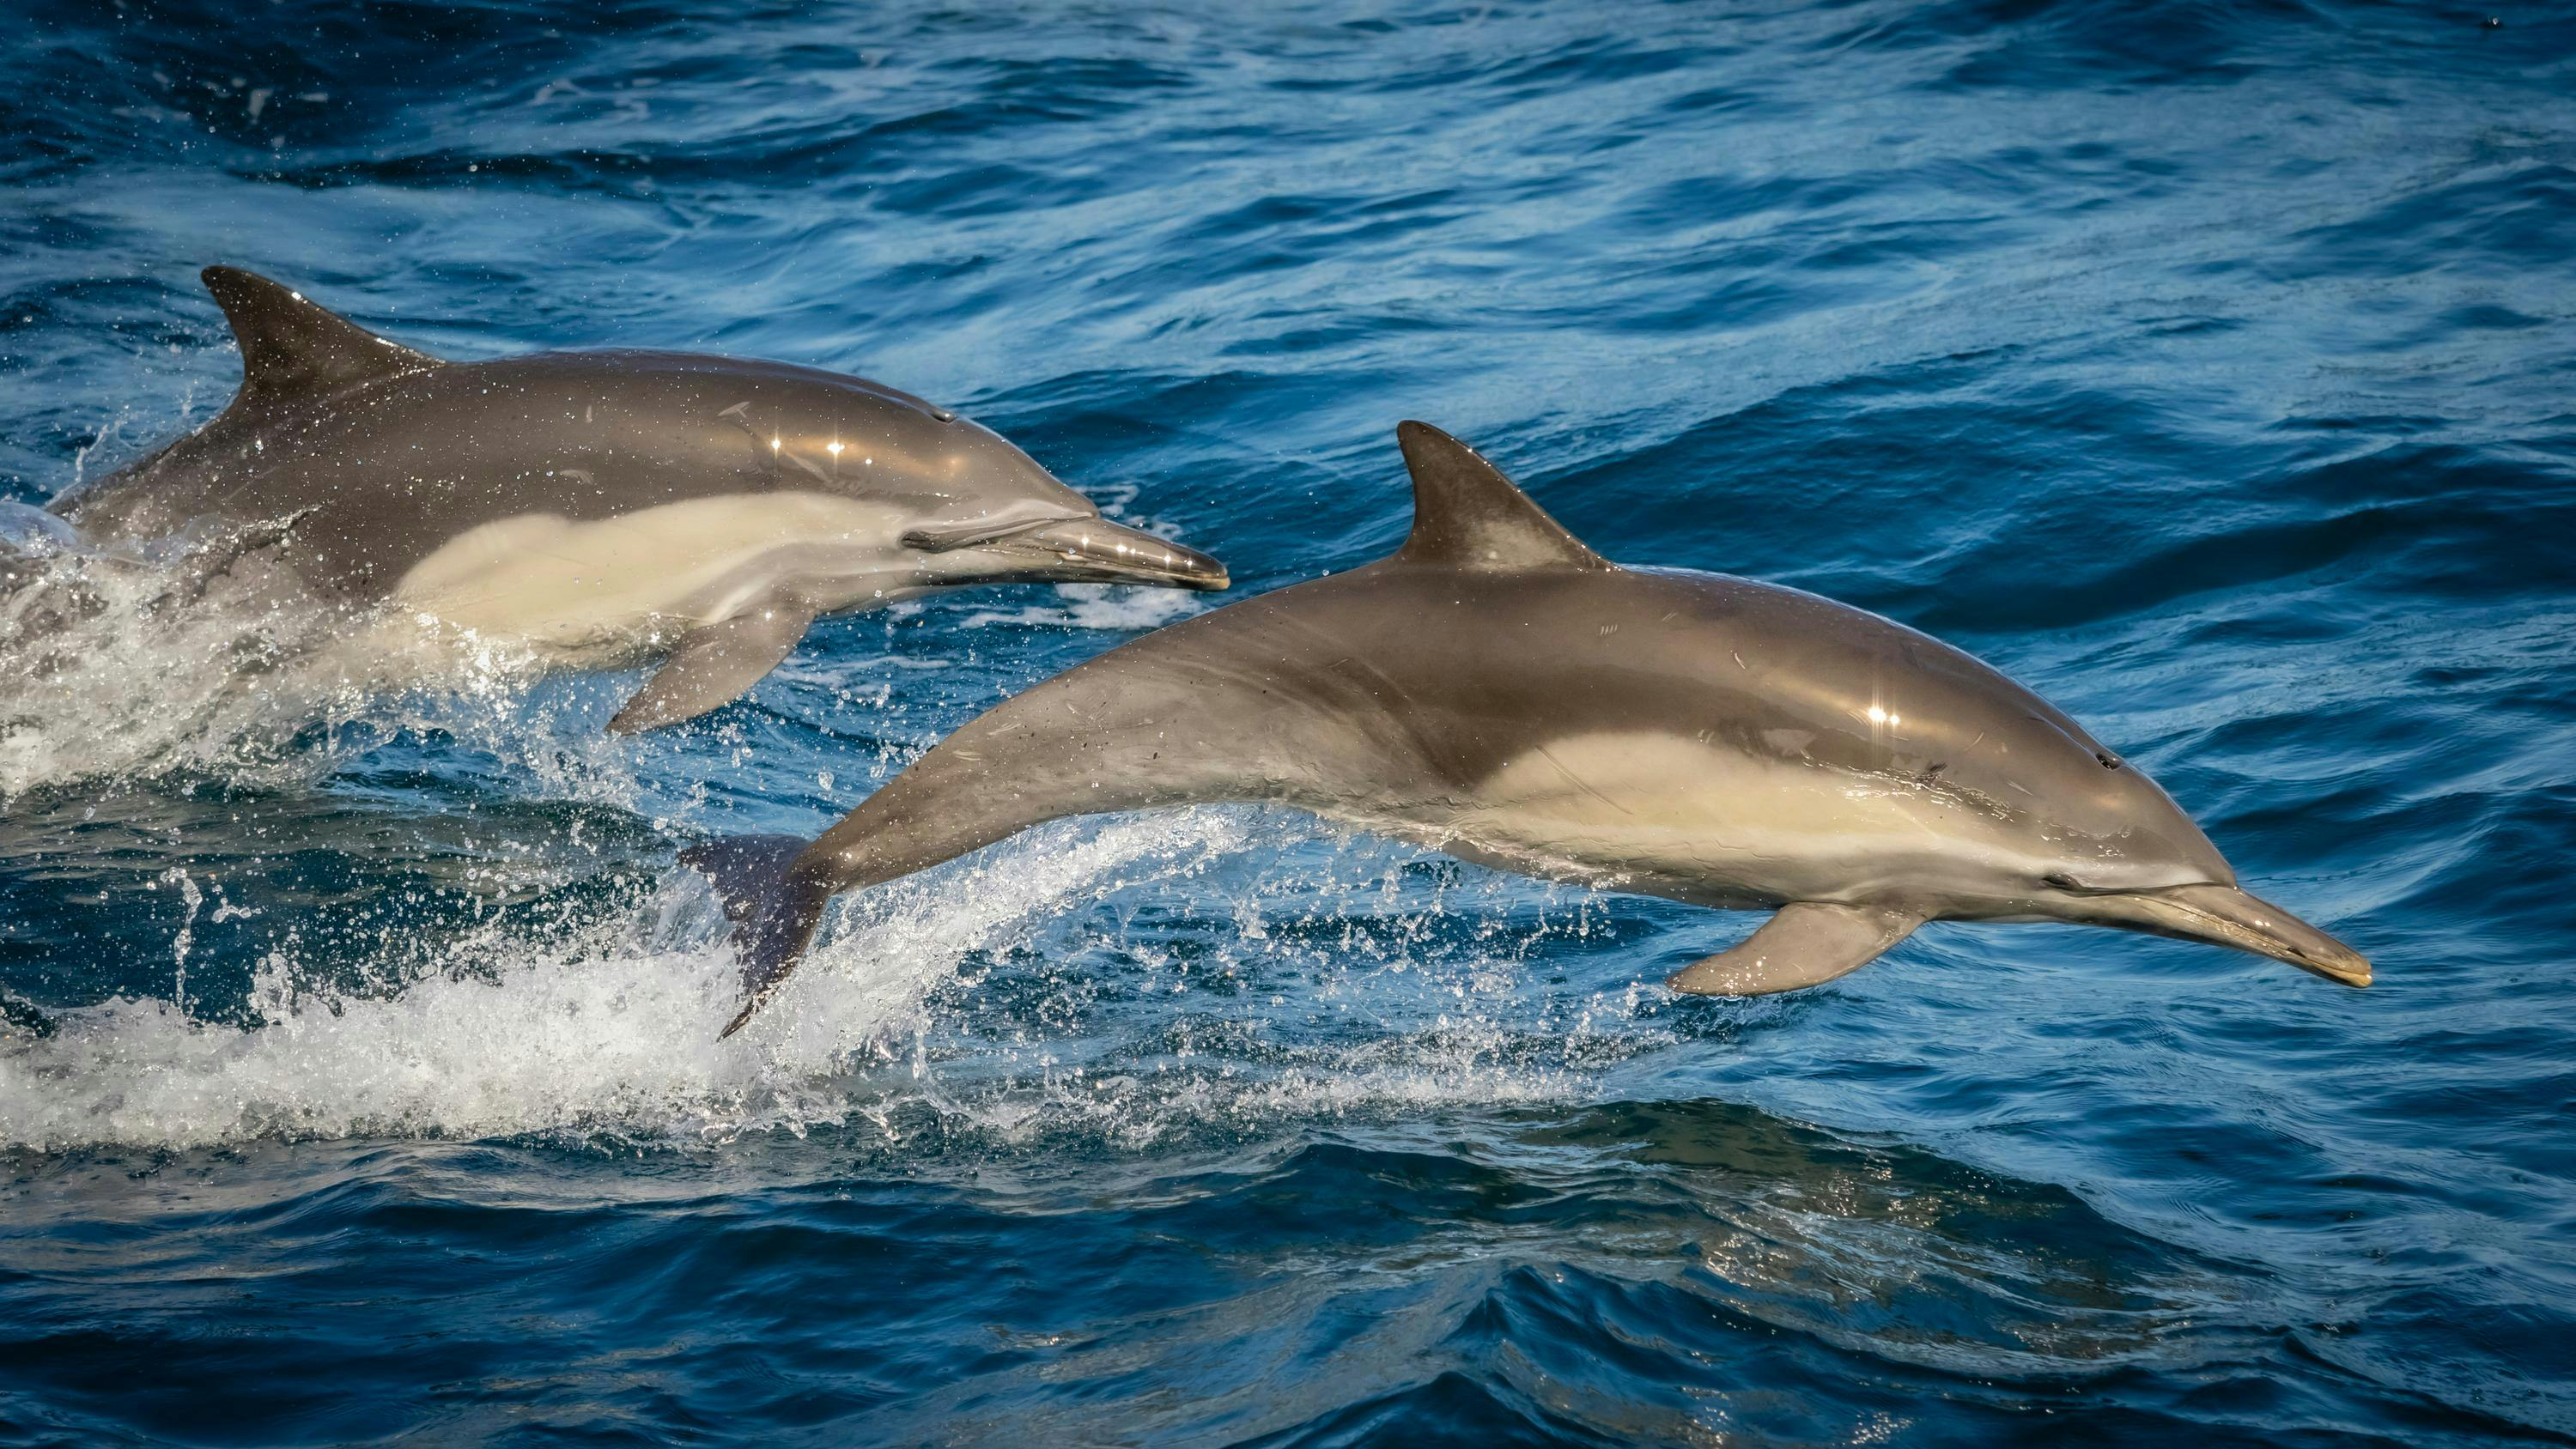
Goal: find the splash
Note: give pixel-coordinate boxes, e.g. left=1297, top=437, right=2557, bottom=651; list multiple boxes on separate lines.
left=0, top=539, right=651, bottom=808
left=0, top=809, right=1647, bottom=1154
left=0, top=540, right=348, bottom=795
left=957, top=580, right=1212, bottom=634
left=0, top=541, right=1200, bottom=809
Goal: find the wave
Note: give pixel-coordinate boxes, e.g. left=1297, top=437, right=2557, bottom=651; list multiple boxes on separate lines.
left=0, top=809, right=1665, bottom=1154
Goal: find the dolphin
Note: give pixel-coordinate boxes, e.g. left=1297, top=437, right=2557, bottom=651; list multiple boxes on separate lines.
left=42, top=267, right=1227, bottom=731
left=684, top=421, right=2369, bottom=1035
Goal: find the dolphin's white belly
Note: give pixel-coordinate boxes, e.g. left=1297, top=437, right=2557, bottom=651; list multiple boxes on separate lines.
left=385, top=492, right=911, bottom=665
left=1410, top=731, right=2038, bottom=906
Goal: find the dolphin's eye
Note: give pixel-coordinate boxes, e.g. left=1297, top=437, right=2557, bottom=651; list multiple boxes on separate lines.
left=2096, top=753, right=2122, bottom=770
left=2044, top=872, right=2083, bottom=891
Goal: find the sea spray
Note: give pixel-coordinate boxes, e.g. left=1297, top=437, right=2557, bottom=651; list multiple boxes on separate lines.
left=0, top=808, right=1663, bottom=1154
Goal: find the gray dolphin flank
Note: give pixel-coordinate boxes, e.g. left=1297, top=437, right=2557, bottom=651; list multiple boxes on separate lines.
left=687, top=420, right=2369, bottom=1036
left=47, top=267, right=1227, bottom=731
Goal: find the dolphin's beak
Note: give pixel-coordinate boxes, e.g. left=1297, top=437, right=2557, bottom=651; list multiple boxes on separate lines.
left=2098, top=882, right=2372, bottom=987
left=991, top=517, right=1230, bottom=591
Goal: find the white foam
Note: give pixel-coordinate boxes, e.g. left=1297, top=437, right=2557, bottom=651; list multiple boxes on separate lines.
left=0, top=809, right=1658, bottom=1154
left=957, top=581, right=1210, bottom=634
left=1, top=549, right=346, bottom=796
left=0, top=547, right=654, bottom=810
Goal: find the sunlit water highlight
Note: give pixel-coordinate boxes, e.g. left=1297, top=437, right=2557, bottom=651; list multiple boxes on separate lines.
left=4, top=1, right=2574, bottom=1442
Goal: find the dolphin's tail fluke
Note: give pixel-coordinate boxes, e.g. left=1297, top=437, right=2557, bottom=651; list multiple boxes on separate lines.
left=679, top=834, right=831, bottom=1037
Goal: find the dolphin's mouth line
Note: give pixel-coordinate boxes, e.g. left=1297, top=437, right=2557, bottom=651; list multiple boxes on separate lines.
left=899, top=516, right=1070, bottom=554
left=2116, top=884, right=2372, bottom=987
left=988, top=518, right=1230, bottom=590
left=2165, top=900, right=2301, bottom=957
left=897, top=514, right=1227, bottom=589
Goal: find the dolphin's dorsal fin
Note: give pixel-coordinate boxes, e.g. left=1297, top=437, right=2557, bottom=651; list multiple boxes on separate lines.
left=202, top=266, right=440, bottom=406
left=1393, top=420, right=1613, bottom=573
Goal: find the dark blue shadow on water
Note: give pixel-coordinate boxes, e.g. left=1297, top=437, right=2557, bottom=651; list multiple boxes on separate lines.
left=5, top=0, right=2576, bottom=1443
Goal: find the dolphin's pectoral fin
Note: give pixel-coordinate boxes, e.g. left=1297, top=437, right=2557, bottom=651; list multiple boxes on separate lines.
left=607, top=603, right=817, bottom=734
left=1666, top=903, right=1925, bottom=996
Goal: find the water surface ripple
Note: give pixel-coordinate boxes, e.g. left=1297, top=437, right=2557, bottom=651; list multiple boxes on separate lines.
left=4, top=1, right=2574, bottom=1443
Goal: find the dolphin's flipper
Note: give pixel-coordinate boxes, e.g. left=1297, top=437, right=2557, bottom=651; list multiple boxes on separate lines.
left=1666, top=903, right=1926, bottom=996
left=607, top=603, right=818, bottom=734
left=679, top=835, right=833, bottom=1036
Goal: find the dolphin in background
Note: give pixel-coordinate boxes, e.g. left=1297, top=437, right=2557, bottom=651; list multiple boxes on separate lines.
left=685, top=420, right=2371, bottom=1036
left=38, top=267, right=1227, bottom=732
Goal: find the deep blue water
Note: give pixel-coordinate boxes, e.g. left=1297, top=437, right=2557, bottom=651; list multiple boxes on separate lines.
left=5, top=1, right=2575, bottom=1442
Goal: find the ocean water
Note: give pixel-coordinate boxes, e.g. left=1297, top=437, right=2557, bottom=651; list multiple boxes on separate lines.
left=4, top=0, right=2573, bottom=1442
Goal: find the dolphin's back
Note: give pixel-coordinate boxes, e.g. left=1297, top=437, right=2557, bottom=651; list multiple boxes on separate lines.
left=797, top=565, right=1453, bottom=888
left=52, top=268, right=997, bottom=599
left=797, top=563, right=1756, bottom=886
left=801, top=554, right=2168, bottom=904
left=60, top=354, right=817, bottom=591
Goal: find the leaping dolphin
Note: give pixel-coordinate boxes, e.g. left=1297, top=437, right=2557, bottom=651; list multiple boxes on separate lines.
left=685, top=421, right=2368, bottom=1035
left=43, top=267, right=1227, bottom=731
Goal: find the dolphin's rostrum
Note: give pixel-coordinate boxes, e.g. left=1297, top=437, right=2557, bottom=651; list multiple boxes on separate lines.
left=687, top=421, right=2369, bottom=1035
left=46, top=267, right=1228, bottom=731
